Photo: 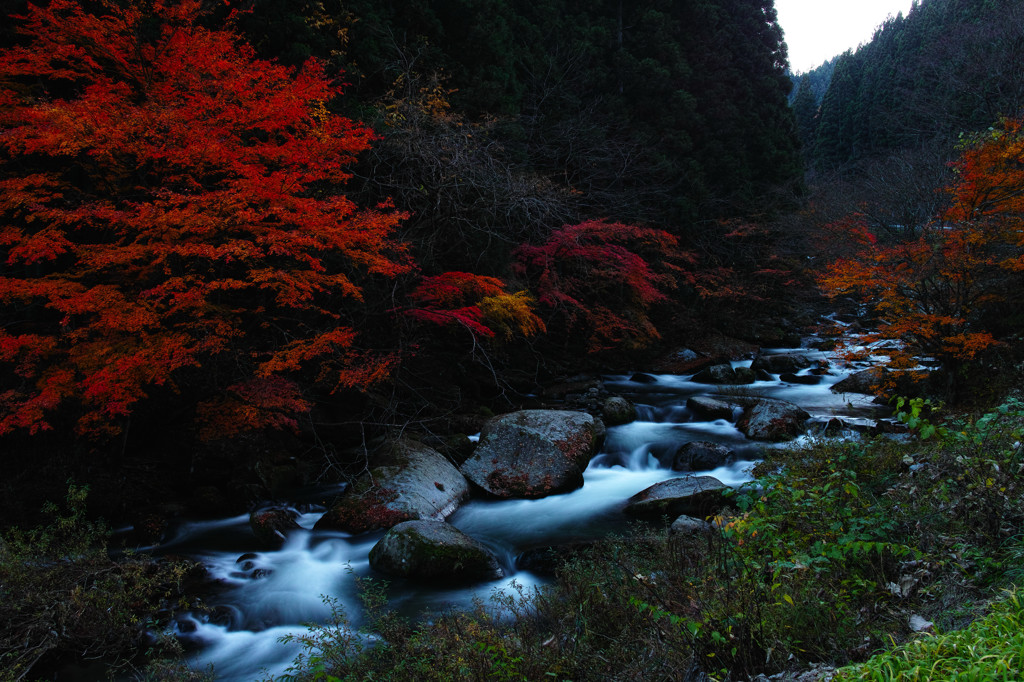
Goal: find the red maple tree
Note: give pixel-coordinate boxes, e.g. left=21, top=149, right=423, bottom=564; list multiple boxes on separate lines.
left=405, top=271, right=545, bottom=342
left=513, top=220, right=693, bottom=354
left=0, top=0, right=410, bottom=439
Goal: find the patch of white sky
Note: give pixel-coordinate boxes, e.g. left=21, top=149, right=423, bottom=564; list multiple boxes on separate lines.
left=774, top=0, right=918, bottom=74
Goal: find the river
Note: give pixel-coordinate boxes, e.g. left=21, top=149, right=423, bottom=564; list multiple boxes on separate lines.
left=160, top=344, right=885, bottom=681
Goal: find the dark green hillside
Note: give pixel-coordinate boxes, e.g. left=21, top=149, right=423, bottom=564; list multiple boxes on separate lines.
left=810, top=0, right=1024, bottom=170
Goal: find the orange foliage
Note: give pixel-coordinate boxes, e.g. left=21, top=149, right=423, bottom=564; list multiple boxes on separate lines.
left=0, top=1, right=409, bottom=438
left=818, top=116, right=1024, bottom=378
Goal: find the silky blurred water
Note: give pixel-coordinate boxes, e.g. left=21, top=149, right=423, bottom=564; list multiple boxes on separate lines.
left=164, top=342, right=885, bottom=680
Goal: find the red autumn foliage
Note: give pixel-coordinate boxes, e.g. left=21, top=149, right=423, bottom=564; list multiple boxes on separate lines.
left=406, top=272, right=507, bottom=338
left=818, top=116, right=1024, bottom=386
left=0, top=0, right=410, bottom=438
left=405, top=271, right=545, bottom=342
left=513, top=220, right=694, bottom=353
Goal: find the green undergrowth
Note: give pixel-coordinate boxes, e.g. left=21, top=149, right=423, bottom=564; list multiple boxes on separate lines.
left=835, top=589, right=1024, bottom=681
left=272, top=398, right=1024, bottom=681
left=0, top=484, right=207, bottom=681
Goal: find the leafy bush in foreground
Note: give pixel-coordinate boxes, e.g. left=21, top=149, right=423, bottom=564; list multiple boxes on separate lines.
left=0, top=484, right=198, bottom=681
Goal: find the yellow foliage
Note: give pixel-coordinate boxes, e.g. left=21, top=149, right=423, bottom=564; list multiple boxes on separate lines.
left=477, top=291, right=546, bottom=342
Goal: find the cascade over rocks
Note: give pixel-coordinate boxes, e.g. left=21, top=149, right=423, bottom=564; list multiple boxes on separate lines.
left=672, top=441, right=736, bottom=471
left=315, top=440, right=469, bottom=533
left=624, top=476, right=730, bottom=520
left=737, top=398, right=810, bottom=441
left=460, top=410, right=604, bottom=499
left=368, top=520, right=504, bottom=582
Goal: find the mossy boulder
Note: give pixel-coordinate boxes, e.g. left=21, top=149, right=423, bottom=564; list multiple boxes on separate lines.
left=368, top=520, right=503, bottom=582
left=624, top=476, right=730, bottom=520
left=249, top=507, right=302, bottom=548
left=460, top=410, right=604, bottom=499
left=602, top=396, right=637, bottom=426
left=315, top=440, right=469, bottom=533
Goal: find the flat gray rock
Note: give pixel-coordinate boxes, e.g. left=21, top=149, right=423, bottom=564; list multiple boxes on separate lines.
left=687, top=396, right=737, bottom=421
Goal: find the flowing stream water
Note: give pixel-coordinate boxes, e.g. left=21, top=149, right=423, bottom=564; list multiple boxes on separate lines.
left=161, top=344, right=886, bottom=681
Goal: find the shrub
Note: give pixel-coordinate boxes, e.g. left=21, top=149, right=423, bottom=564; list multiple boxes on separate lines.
left=0, top=484, right=198, bottom=680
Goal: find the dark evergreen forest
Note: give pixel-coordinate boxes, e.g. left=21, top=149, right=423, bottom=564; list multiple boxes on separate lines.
left=799, top=0, right=1024, bottom=172
left=232, top=0, right=805, bottom=272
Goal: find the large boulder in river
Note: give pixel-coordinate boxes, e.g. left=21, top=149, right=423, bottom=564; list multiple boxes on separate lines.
left=368, top=520, right=503, bottom=582
left=779, top=372, right=821, bottom=385
left=736, top=398, right=810, bottom=441
left=460, top=410, right=603, bottom=499
left=750, top=354, right=811, bottom=375
left=672, top=442, right=735, bottom=472
left=250, top=507, right=302, bottom=548
left=624, top=476, right=730, bottom=520
left=602, top=396, right=637, bottom=426
left=315, top=440, right=468, bottom=533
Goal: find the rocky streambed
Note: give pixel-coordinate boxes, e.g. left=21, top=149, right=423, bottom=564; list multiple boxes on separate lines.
left=159, top=343, right=893, bottom=681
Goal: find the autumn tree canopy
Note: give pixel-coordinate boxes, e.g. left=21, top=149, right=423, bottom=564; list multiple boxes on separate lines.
left=818, top=115, right=1024, bottom=392
left=0, top=0, right=410, bottom=439
left=514, top=220, right=692, bottom=355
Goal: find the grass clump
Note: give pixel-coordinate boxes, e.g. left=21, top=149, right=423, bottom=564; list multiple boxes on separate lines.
left=835, top=589, right=1024, bottom=680
left=0, top=483, right=202, bottom=681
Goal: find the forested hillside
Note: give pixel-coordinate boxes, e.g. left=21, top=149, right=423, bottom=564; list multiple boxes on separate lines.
left=807, top=0, right=1024, bottom=170
left=237, top=0, right=802, bottom=242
